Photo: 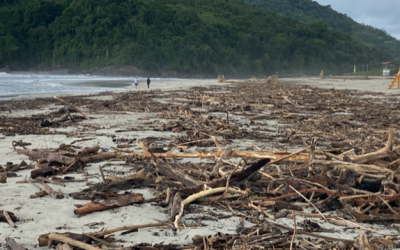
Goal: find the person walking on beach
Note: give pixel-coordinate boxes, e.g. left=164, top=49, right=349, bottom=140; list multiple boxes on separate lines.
left=147, top=77, right=151, bottom=89
left=134, top=77, right=139, bottom=90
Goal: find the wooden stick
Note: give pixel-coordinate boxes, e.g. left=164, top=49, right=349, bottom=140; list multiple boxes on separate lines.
left=174, top=201, right=184, bottom=231
left=183, top=187, right=246, bottom=205
left=349, top=128, right=394, bottom=164
left=290, top=211, right=296, bottom=250
left=99, top=166, right=106, bottom=183
left=48, top=234, right=100, bottom=250
left=42, top=182, right=64, bottom=199
left=54, top=96, right=90, bottom=120
left=211, top=146, right=233, bottom=177
left=267, top=146, right=310, bottom=166
left=92, top=222, right=164, bottom=237
left=30, top=190, right=48, bottom=199
left=289, top=185, right=327, bottom=222
left=3, top=211, right=15, bottom=227
left=224, top=158, right=242, bottom=193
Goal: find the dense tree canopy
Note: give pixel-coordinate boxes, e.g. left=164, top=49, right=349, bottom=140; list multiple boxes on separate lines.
left=245, top=0, right=400, bottom=63
left=0, top=0, right=392, bottom=76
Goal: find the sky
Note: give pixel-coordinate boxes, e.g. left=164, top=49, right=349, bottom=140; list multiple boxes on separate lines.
left=314, top=0, right=400, bottom=40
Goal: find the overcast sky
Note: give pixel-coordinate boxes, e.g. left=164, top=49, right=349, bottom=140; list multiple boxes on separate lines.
left=314, top=0, right=400, bottom=40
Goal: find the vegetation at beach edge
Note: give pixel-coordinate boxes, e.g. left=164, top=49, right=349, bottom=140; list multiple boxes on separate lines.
left=0, top=0, right=393, bottom=77
left=246, top=0, right=400, bottom=64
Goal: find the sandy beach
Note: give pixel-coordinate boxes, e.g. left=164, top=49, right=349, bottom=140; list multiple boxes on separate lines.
left=2, top=76, right=400, bottom=249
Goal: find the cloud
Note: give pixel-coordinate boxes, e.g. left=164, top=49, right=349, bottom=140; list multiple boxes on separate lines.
left=314, top=0, right=400, bottom=39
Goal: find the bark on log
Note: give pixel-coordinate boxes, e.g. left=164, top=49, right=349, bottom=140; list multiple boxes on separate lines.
left=178, top=158, right=270, bottom=198
left=31, top=167, right=56, bottom=179
left=54, top=96, right=91, bottom=120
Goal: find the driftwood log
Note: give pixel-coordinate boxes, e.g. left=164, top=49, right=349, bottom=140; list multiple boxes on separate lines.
left=178, top=158, right=270, bottom=198
left=0, top=210, right=17, bottom=223
left=53, top=96, right=91, bottom=121
left=5, top=237, right=27, bottom=250
left=74, top=192, right=144, bottom=216
left=69, top=178, right=152, bottom=200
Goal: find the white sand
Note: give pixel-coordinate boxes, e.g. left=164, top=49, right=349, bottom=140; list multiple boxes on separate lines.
left=284, top=76, right=400, bottom=94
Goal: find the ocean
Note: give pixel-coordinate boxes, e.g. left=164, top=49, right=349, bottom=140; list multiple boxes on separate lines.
left=0, top=73, right=138, bottom=100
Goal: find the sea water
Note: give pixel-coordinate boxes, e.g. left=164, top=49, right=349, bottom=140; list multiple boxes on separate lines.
left=0, top=73, right=137, bottom=100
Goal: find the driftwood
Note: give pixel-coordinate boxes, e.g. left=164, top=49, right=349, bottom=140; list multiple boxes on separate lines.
left=3, top=211, right=16, bottom=227
left=178, top=158, right=270, bottom=198
left=211, top=146, right=233, bottom=177
left=42, top=182, right=64, bottom=199
left=5, top=237, right=27, bottom=250
left=0, top=173, right=7, bottom=183
left=39, top=233, right=92, bottom=247
left=92, top=222, right=164, bottom=237
left=156, top=161, right=202, bottom=188
left=48, top=234, right=99, bottom=250
left=15, top=149, right=74, bottom=165
left=345, top=204, right=400, bottom=223
left=30, top=190, right=49, bottom=199
left=78, top=146, right=100, bottom=156
left=349, top=128, right=394, bottom=164
left=107, top=168, right=145, bottom=182
left=31, top=167, right=56, bottom=179
left=117, top=151, right=310, bottom=161
left=54, top=96, right=91, bottom=120
left=74, top=192, right=143, bottom=216
left=69, top=178, right=151, bottom=200
left=55, top=243, right=73, bottom=250
left=0, top=210, right=17, bottom=223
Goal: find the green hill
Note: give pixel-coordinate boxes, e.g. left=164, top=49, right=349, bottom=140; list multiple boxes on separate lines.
left=245, top=0, right=400, bottom=63
left=0, top=0, right=392, bottom=77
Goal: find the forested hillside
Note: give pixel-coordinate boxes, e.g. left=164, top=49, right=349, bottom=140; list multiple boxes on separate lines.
left=245, top=0, right=400, bottom=63
left=0, top=0, right=392, bottom=76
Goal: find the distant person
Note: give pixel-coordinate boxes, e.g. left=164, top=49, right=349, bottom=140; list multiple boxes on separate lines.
left=134, top=77, right=139, bottom=90
left=147, top=77, right=151, bottom=89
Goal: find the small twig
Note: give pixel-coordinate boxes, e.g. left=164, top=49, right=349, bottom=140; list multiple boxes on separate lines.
left=290, top=211, right=297, bottom=250
left=335, top=218, right=390, bottom=235
left=289, top=185, right=327, bottom=222
left=174, top=201, right=184, bottom=231
left=224, top=158, right=242, bottom=194
left=377, top=196, right=400, bottom=216
left=308, top=192, right=315, bottom=207
left=58, top=159, right=76, bottom=176
left=99, top=166, right=106, bottom=183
